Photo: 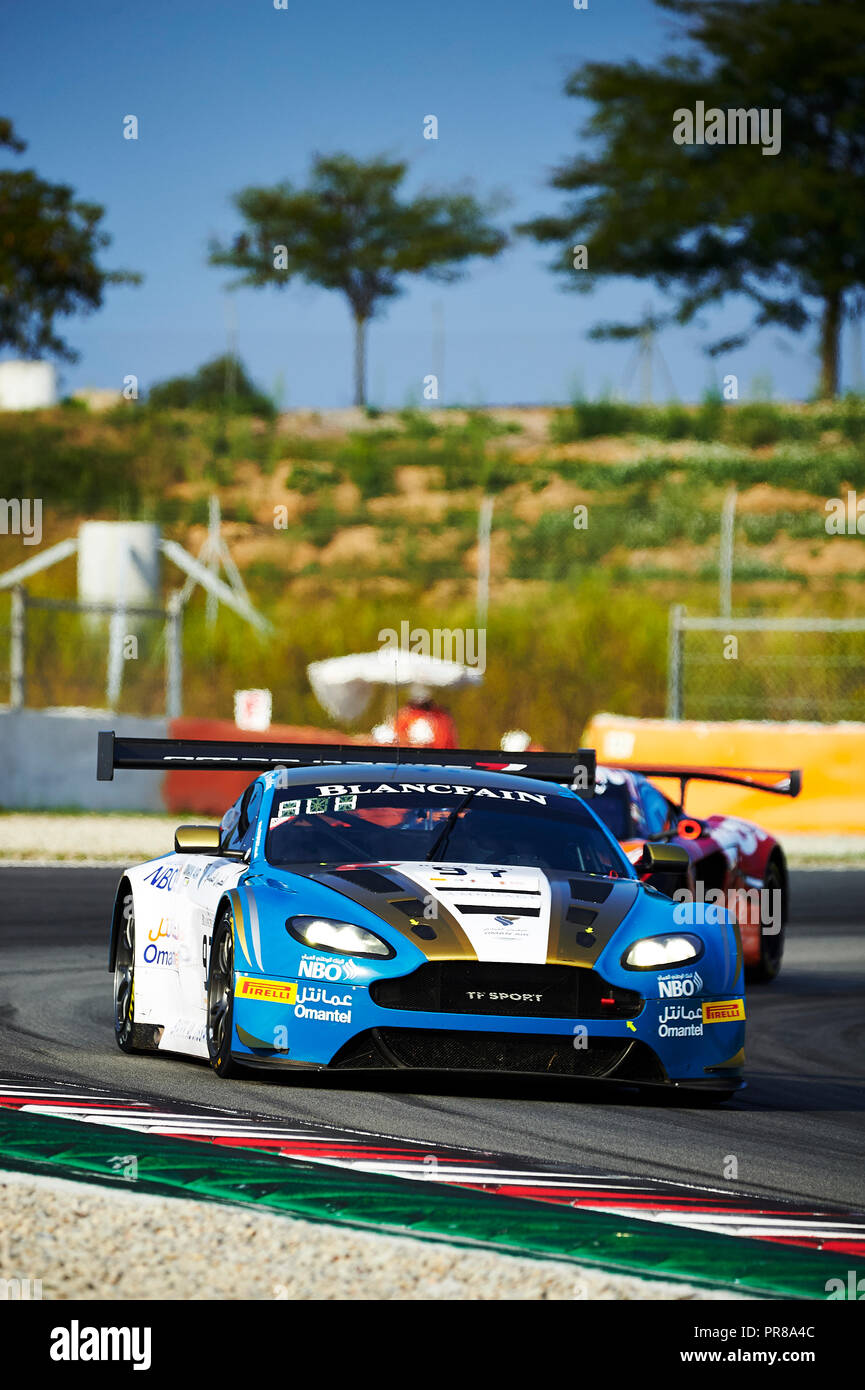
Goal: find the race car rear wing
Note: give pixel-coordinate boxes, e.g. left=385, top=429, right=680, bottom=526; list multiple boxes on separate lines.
left=97, top=731, right=596, bottom=794
left=609, top=762, right=801, bottom=808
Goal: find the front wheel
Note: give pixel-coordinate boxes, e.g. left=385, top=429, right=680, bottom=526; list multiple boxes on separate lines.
left=113, top=895, right=137, bottom=1051
left=207, top=915, right=243, bottom=1077
left=113, top=894, right=160, bottom=1051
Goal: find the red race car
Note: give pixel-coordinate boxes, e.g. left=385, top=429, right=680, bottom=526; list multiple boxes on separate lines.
left=590, top=763, right=801, bottom=984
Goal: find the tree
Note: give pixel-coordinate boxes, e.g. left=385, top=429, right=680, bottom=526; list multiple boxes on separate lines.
left=148, top=354, right=274, bottom=416
left=519, top=0, right=865, bottom=398
left=0, top=118, right=26, bottom=154
left=0, top=118, right=140, bottom=361
left=210, top=153, right=507, bottom=407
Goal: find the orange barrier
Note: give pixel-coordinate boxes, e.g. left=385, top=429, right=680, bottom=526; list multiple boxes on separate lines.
left=164, top=718, right=361, bottom=815
left=582, top=713, right=865, bottom=835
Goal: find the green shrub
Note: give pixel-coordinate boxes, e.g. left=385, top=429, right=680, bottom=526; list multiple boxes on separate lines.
left=148, top=355, right=275, bottom=418
left=549, top=398, right=640, bottom=442
left=152, top=496, right=187, bottom=524
left=287, top=460, right=339, bottom=494
left=245, top=559, right=286, bottom=585
left=648, top=404, right=693, bottom=440
left=277, top=435, right=339, bottom=461
left=834, top=395, right=865, bottom=443
left=397, top=407, right=441, bottom=440
left=740, top=509, right=827, bottom=544
left=724, top=402, right=784, bottom=449
left=335, top=434, right=397, bottom=498
left=300, top=498, right=343, bottom=548
left=482, top=456, right=521, bottom=492
left=692, top=393, right=725, bottom=442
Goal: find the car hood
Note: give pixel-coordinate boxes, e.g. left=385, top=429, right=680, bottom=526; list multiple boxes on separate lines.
left=303, top=861, right=641, bottom=968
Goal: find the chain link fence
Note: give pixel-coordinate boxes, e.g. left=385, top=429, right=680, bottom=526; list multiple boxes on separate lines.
left=667, top=608, right=865, bottom=721
left=2, top=587, right=183, bottom=716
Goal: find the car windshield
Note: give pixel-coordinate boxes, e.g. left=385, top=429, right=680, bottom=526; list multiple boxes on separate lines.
left=264, top=782, right=633, bottom=878
left=590, top=780, right=634, bottom=840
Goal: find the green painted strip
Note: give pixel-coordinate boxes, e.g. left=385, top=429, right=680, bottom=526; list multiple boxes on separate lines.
left=0, top=1107, right=840, bottom=1299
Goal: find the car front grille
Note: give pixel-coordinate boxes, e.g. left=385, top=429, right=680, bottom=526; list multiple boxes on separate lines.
left=378, top=1029, right=634, bottom=1076
left=363, top=1029, right=633, bottom=1077
left=329, top=1028, right=666, bottom=1081
left=370, top=961, right=642, bottom=1020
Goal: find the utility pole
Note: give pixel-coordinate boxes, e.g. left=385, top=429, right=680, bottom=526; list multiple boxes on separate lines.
left=10, top=585, right=26, bottom=710
left=639, top=321, right=653, bottom=404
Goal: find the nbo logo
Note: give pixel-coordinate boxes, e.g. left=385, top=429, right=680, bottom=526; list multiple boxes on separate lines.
left=659, top=972, right=703, bottom=998
left=298, top=958, right=344, bottom=982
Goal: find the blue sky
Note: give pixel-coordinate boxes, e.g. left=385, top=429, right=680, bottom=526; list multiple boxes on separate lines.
left=2, top=0, right=851, bottom=406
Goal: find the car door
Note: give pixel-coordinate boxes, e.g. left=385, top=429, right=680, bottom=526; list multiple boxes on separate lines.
left=185, top=781, right=264, bottom=1015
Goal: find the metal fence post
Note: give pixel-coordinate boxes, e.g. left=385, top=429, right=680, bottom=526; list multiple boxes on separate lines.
left=10, top=585, right=26, bottom=710
left=476, top=496, right=494, bottom=630
left=719, top=488, right=737, bottom=618
left=107, top=601, right=126, bottom=710
left=667, top=603, right=684, bottom=720
left=206, top=494, right=220, bottom=629
left=165, top=591, right=183, bottom=719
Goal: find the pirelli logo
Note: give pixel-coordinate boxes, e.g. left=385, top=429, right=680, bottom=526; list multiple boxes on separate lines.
left=702, top=998, right=746, bottom=1024
left=236, top=977, right=297, bottom=1005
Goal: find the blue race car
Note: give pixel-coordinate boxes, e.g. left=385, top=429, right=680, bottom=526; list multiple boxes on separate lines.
left=100, top=734, right=746, bottom=1102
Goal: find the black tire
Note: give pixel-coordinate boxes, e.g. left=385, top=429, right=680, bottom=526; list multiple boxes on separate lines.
left=207, top=914, right=243, bottom=1077
left=745, top=858, right=785, bottom=984
left=113, top=894, right=161, bottom=1052
left=113, top=894, right=137, bottom=1052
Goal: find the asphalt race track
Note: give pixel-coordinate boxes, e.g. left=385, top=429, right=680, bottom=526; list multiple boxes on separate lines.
left=1, top=866, right=863, bottom=1211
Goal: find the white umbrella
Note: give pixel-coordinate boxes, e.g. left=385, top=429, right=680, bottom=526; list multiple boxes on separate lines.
left=307, top=648, right=484, bottom=723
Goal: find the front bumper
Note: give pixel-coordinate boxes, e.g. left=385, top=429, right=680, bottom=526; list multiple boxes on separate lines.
left=231, top=960, right=746, bottom=1088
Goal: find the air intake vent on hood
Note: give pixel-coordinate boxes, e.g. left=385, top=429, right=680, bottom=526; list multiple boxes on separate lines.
left=390, top=898, right=440, bottom=936
left=332, top=869, right=396, bottom=893
left=569, top=877, right=614, bottom=903
left=391, top=897, right=429, bottom=919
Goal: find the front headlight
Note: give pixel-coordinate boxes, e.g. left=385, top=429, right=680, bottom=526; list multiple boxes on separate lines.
left=287, top=916, right=394, bottom=959
left=622, top=933, right=703, bottom=970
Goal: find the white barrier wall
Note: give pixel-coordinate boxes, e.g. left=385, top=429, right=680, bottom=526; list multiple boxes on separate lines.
left=0, top=709, right=167, bottom=811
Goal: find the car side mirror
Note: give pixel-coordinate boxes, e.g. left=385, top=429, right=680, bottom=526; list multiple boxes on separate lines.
left=641, top=842, right=690, bottom=872
left=638, top=840, right=691, bottom=898
left=174, top=825, right=222, bottom=854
